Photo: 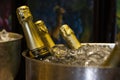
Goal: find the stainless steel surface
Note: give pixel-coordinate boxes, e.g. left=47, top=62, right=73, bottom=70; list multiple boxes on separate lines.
left=23, top=43, right=120, bottom=80
left=0, top=32, right=22, bottom=80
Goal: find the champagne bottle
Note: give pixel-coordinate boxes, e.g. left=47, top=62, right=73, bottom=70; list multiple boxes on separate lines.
left=35, top=20, right=55, bottom=49
left=59, top=24, right=81, bottom=49
left=35, top=20, right=68, bottom=57
left=102, top=34, right=120, bottom=67
left=16, top=5, right=50, bottom=59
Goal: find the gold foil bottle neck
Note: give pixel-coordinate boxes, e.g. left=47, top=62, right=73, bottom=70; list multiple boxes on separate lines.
left=35, top=20, right=48, bottom=34
left=60, top=24, right=81, bottom=49
left=35, top=20, right=55, bottom=48
left=16, top=5, right=50, bottom=59
left=16, top=5, right=33, bottom=24
left=60, top=24, right=74, bottom=36
left=16, top=5, right=45, bottom=50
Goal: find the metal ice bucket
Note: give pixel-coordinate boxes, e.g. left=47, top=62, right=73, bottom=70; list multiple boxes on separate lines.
left=23, top=43, right=120, bottom=80
left=0, top=32, right=22, bottom=80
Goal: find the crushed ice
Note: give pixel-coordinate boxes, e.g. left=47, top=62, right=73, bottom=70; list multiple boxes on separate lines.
left=0, top=29, right=15, bottom=42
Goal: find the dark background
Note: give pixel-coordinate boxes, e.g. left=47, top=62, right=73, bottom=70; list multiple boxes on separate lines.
left=12, top=0, right=116, bottom=43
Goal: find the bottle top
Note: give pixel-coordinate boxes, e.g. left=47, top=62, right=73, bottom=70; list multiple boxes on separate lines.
left=16, top=5, right=33, bottom=24
left=60, top=24, right=81, bottom=49
left=35, top=20, right=49, bottom=34
left=60, top=24, right=74, bottom=37
left=35, top=20, right=55, bottom=48
left=16, top=5, right=45, bottom=50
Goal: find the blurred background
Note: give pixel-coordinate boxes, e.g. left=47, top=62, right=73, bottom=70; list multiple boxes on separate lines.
left=26, top=0, right=93, bottom=43
left=0, top=0, right=117, bottom=80
left=0, top=0, right=117, bottom=43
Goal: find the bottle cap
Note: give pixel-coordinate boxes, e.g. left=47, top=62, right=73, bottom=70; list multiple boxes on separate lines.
left=35, top=20, right=48, bottom=34
left=60, top=24, right=74, bottom=37
left=60, top=24, right=81, bottom=49
left=16, top=5, right=33, bottom=24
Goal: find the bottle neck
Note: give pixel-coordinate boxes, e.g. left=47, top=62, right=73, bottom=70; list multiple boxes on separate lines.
left=60, top=24, right=81, bottom=49
left=21, top=19, right=44, bottom=50
left=35, top=20, right=55, bottom=49
left=64, top=33, right=81, bottom=49
left=41, top=33, right=55, bottom=49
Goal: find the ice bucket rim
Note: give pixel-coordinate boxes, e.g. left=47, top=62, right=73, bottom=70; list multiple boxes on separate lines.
left=22, top=43, right=116, bottom=69
left=0, top=32, right=23, bottom=43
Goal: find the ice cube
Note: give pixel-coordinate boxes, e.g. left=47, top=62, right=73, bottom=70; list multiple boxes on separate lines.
left=0, top=29, right=10, bottom=41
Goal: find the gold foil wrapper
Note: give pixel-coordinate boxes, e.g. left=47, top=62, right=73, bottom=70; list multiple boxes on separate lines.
left=16, top=5, right=44, bottom=50
left=35, top=20, right=55, bottom=48
left=60, top=24, right=81, bottom=49
left=35, top=20, right=48, bottom=34
left=16, top=5, right=33, bottom=24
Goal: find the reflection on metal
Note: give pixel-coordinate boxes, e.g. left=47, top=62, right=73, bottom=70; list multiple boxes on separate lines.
left=23, top=43, right=120, bottom=80
left=0, top=32, right=22, bottom=80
